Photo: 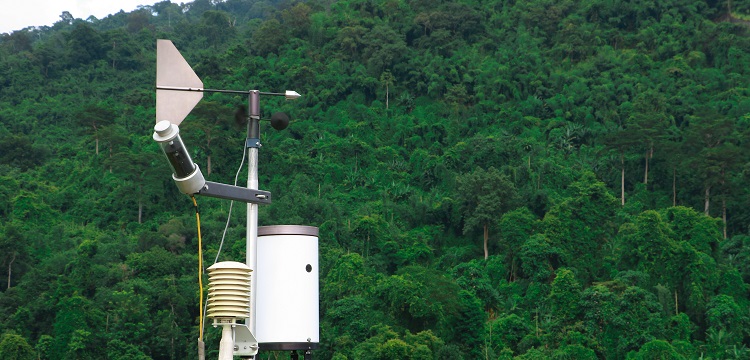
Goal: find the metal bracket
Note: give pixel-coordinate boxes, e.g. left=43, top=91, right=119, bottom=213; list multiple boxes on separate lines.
left=246, top=138, right=261, bottom=148
left=234, top=324, right=259, bottom=357
left=197, top=181, right=271, bottom=204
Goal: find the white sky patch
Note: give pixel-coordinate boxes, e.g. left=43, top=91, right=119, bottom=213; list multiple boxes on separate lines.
left=1, top=0, right=155, bottom=34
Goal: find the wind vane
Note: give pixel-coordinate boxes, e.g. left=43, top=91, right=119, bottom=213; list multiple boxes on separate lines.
left=156, top=39, right=203, bottom=126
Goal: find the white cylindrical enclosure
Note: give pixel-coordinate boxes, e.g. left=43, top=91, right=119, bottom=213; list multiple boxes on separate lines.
left=256, top=225, right=319, bottom=351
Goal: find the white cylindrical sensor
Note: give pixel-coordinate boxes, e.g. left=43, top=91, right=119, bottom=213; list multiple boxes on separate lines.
left=152, top=120, right=205, bottom=194
left=256, top=225, right=319, bottom=351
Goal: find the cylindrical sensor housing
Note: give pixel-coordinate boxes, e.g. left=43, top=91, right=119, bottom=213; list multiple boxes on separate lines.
left=153, top=120, right=195, bottom=178
left=153, top=120, right=205, bottom=194
left=256, top=225, right=319, bottom=351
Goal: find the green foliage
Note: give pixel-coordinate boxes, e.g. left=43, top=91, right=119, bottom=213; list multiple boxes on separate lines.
left=706, top=295, right=747, bottom=345
left=448, top=290, right=485, bottom=358
left=322, top=253, right=373, bottom=308
left=552, top=344, right=597, bottom=360
left=498, top=207, right=537, bottom=282
left=628, top=339, right=684, bottom=360
left=488, top=313, right=530, bottom=354
left=0, top=135, right=48, bottom=170
left=548, top=268, right=582, bottom=325
left=1, top=0, right=750, bottom=359
left=519, top=234, right=562, bottom=283
left=665, top=313, right=694, bottom=342
left=350, top=325, right=443, bottom=360
left=251, top=19, right=288, bottom=57
left=580, top=282, right=664, bottom=358
left=457, top=166, right=519, bottom=259
left=0, top=333, right=35, bottom=360
left=373, top=272, right=442, bottom=332
left=543, top=172, right=619, bottom=283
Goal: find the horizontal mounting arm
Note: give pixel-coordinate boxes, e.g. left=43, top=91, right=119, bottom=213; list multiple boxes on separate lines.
left=197, top=181, right=271, bottom=205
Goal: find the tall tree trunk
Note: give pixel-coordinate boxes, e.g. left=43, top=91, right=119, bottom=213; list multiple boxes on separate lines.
left=94, top=122, right=99, bottom=155
left=485, top=320, right=492, bottom=360
left=722, top=168, right=727, bottom=239
left=621, top=152, right=625, bottom=206
left=207, top=155, right=212, bottom=176
left=704, top=186, right=710, bottom=215
left=138, top=184, right=143, bottom=224
left=483, top=223, right=489, bottom=260
left=722, top=199, right=727, bottom=239
left=643, top=151, right=649, bottom=185
left=386, top=84, right=389, bottom=110
left=537, top=171, right=541, bottom=190
left=7, top=253, right=15, bottom=290
left=672, top=167, right=677, bottom=206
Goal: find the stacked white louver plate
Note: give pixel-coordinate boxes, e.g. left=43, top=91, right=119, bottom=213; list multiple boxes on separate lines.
left=206, top=261, right=252, bottom=320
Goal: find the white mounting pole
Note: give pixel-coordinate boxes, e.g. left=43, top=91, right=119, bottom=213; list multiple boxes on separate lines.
left=218, top=324, right=235, bottom=360
left=246, top=90, right=261, bottom=350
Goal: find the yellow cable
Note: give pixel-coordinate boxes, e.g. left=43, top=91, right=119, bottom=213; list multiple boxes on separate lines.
left=192, top=195, right=204, bottom=341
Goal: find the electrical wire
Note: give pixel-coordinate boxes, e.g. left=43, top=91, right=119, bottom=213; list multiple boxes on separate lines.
left=215, top=141, right=248, bottom=263
left=191, top=195, right=204, bottom=342
left=199, top=142, right=248, bottom=339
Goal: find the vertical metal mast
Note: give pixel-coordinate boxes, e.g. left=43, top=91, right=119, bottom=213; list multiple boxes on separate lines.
left=246, top=90, right=261, bottom=340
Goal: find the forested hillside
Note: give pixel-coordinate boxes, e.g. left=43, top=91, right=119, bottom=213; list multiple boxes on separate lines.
left=1, top=0, right=750, bottom=359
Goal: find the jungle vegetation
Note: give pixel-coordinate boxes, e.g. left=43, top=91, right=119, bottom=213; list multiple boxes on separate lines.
left=1, top=0, right=750, bottom=359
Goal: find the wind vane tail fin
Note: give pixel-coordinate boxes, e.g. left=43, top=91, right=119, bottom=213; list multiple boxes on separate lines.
left=156, top=39, right=203, bottom=125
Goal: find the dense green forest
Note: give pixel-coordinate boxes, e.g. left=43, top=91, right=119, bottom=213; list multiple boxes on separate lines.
left=1, top=0, right=750, bottom=359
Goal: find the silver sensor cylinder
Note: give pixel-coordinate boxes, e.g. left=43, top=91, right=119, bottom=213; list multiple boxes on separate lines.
left=153, top=120, right=206, bottom=194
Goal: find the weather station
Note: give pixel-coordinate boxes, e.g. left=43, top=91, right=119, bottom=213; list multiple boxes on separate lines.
left=152, top=39, right=319, bottom=360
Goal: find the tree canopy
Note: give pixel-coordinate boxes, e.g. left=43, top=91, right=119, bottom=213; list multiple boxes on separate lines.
left=1, top=0, right=750, bottom=359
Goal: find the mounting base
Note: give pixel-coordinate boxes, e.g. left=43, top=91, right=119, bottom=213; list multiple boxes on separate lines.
left=234, top=325, right=259, bottom=357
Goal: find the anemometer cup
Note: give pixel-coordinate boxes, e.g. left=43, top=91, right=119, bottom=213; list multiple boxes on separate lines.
left=270, top=112, right=290, bottom=131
